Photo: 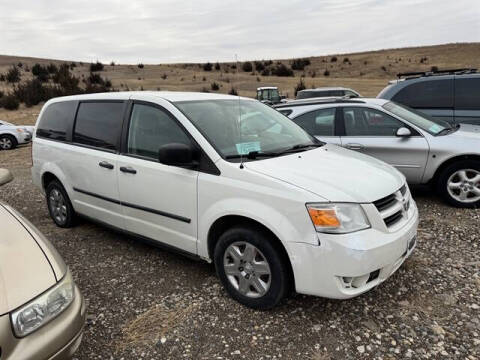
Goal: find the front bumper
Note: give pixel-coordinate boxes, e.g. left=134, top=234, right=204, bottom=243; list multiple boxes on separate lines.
left=287, top=201, right=419, bottom=299
left=0, top=284, right=86, bottom=360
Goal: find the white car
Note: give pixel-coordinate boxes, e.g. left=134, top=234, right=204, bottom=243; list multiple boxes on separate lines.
left=32, top=92, right=418, bottom=309
left=0, top=120, right=34, bottom=150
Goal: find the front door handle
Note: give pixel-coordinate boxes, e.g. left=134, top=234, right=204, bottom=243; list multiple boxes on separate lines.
left=120, top=166, right=137, bottom=174
left=99, top=161, right=114, bottom=169
left=345, top=143, right=365, bottom=150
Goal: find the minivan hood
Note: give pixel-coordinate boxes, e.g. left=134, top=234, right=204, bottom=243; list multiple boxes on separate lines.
left=245, top=144, right=404, bottom=203
left=0, top=204, right=56, bottom=315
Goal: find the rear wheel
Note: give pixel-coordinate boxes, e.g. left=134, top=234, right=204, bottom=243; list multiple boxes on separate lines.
left=437, top=160, right=480, bottom=208
left=214, top=226, right=290, bottom=310
left=46, top=180, right=76, bottom=227
left=0, top=135, right=17, bottom=150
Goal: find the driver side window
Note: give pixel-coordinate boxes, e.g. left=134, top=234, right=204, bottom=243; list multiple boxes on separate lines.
left=343, top=107, right=404, bottom=136
left=127, top=104, right=192, bottom=160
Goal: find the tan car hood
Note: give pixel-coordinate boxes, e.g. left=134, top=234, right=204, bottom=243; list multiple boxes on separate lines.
left=0, top=204, right=57, bottom=315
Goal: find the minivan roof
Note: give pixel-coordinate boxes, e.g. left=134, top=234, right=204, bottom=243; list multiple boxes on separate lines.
left=44, top=91, right=250, bottom=104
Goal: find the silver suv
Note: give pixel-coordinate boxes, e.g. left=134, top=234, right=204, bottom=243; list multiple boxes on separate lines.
left=377, top=69, right=480, bottom=125
left=275, top=98, right=480, bottom=208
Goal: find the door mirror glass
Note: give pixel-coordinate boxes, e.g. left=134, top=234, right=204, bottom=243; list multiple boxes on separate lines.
left=158, top=143, right=197, bottom=168
left=396, top=127, right=412, bottom=137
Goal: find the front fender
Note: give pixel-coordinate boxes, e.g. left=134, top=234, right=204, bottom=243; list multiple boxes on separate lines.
left=197, top=197, right=319, bottom=260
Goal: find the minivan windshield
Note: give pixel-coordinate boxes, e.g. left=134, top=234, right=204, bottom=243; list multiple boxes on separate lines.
left=175, top=99, right=319, bottom=160
left=382, top=101, right=450, bottom=135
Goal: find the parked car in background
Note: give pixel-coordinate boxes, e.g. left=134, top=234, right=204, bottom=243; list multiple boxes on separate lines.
left=32, top=91, right=417, bottom=309
left=256, top=86, right=285, bottom=105
left=0, top=168, right=86, bottom=359
left=0, top=120, right=34, bottom=150
left=275, top=97, right=480, bottom=208
left=377, top=68, right=480, bottom=125
left=296, top=87, right=361, bottom=100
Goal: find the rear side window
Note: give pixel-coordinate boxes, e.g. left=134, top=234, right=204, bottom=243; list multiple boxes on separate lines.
left=294, top=108, right=336, bottom=136
left=73, top=102, right=124, bottom=151
left=36, top=101, right=77, bottom=141
left=455, top=78, right=480, bottom=110
left=392, top=79, right=454, bottom=108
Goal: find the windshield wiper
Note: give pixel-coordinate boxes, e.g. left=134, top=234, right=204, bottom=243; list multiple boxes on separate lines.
left=437, top=124, right=460, bottom=136
left=225, top=151, right=281, bottom=160
left=275, top=143, right=324, bottom=154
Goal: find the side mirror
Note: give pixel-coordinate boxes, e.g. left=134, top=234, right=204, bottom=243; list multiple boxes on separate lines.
left=158, top=143, right=198, bottom=168
left=396, top=127, right=411, bottom=137
left=0, top=168, right=13, bottom=186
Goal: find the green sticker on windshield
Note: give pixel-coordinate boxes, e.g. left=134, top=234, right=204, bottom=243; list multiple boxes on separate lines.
left=429, top=124, right=444, bottom=133
left=236, top=141, right=261, bottom=155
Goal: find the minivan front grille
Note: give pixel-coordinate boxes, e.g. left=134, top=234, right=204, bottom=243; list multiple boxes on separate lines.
left=373, top=184, right=411, bottom=230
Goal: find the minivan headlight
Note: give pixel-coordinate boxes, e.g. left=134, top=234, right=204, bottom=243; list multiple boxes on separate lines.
left=306, top=203, right=370, bottom=234
left=11, top=270, right=75, bottom=337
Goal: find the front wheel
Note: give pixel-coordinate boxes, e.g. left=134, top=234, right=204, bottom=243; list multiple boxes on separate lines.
left=437, top=160, right=480, bottom=208
left=214, top=226, right=290, bottom=310
left=0, top=135, right=17, bottom=150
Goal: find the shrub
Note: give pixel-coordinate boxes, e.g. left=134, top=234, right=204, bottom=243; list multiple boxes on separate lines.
left=291, top=58, right=310, bottom=71
left=311, top=70, right=316, bottom=78
left=161, top=73, right=167, bottom=80
left=254, top=61, right=264, bottom=72
left=228, top=87, right=238, bottom=96
left=201, top=87, right=210, bottom=93
left=70, top=62, right=77, bottom=68
left=420, top=57, right=428, bottom=64
left=13, top=79, right=52, bottom=107
left=138, top=63, right=144, bottom=69
left=215, top=62, right=220, bottom=70
left=323, top=69, right=330, bottom=76
left=261, top=68, right=270, bottom=76
left=230, top=64, right=236, bottom=70
left=294, top=78, right=306, bottom=96
left=343, top=57, right=349, bottom=63
left=0, top=74, right=5, bottom=81
left=47, top=63, right=58, bottom=74
left=256, top=76, right=261, bottom=82
left=364, top=60, right=368, bottom=65
left=110, top=61, right=115, bottom=66
left=330, top=56, right=337, bottom=62
left=202, top=76, right=206, bottom=81
left=87, top=72, right=104, bottom=85
left=52, top=64, right=81, bottom=94
left=271, top=64, right=294, bottom=77
left=211, top=82, right=219, bottom=91
left=17, top=62, right=23, bottom=68
left=203, top=62, right=213, bottom=71
left=242, top=61, right=253, bottom=72
left=6, top=66, right=21, bottom=83
left=1, top=94, right=20, bottom=110
left=381, top=66, right=387, bottom=72
left=0, top=90, right=3, bottom=98
left=90, top=61, right=104, bottom=72
left=431, top=66, right=439, bottom=72
left=264, top=60, right=273, bottom=66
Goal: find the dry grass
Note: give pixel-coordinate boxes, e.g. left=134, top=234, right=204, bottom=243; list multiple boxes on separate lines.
left=116, top=302, right=197, bottom=352
left=1, top=43, right=478, bottom=126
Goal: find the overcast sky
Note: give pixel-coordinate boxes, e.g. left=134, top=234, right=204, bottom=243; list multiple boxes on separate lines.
left=0, top=0, right=478, bottom=64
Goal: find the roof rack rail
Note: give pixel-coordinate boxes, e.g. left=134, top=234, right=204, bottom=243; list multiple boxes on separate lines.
left=274, top=96, right=365, bottom=108
left=397, top=68, right=477, bottom=79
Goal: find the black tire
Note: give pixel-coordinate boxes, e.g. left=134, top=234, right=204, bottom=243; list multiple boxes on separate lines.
left=45, top=180, right=76, bottom=227
left=0, top=134, right=17, bottom=150
left=436, top=160, right=480, bottom=208
left=214, top=225, right=290, bottom=310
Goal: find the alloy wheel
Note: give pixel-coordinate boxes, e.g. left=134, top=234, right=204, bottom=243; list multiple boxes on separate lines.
left=49, top=188, right=68, bottom=224
left=223, top=241, right=272, bottom=298
left=447, top=169, right=480, bottom=203
left=0, top=137, right=13, bottom=150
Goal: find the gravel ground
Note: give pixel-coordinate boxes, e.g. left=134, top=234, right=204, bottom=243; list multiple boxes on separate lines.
left=1, top=145, right=479, bottom=359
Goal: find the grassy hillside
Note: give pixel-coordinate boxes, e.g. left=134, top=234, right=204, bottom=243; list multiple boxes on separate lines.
left=0, top=42, right=478, bottom=125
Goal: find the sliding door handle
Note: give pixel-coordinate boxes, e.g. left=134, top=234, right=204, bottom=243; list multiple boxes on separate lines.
left=99, top=161, right=114, bottom=169
left=120, top=166, right=137, bottom=174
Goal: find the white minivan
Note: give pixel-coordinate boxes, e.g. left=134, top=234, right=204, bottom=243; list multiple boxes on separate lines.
left=32, top=92, right=418, bottom=309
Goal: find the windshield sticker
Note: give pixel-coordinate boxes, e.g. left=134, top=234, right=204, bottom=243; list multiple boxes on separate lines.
left=236, top=141, right=261, bottom=155
left=429, top=124, right=444, bottom=133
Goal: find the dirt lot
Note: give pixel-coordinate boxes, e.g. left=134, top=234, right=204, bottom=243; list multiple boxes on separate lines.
left=1, top=139, right=479, bottom=359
